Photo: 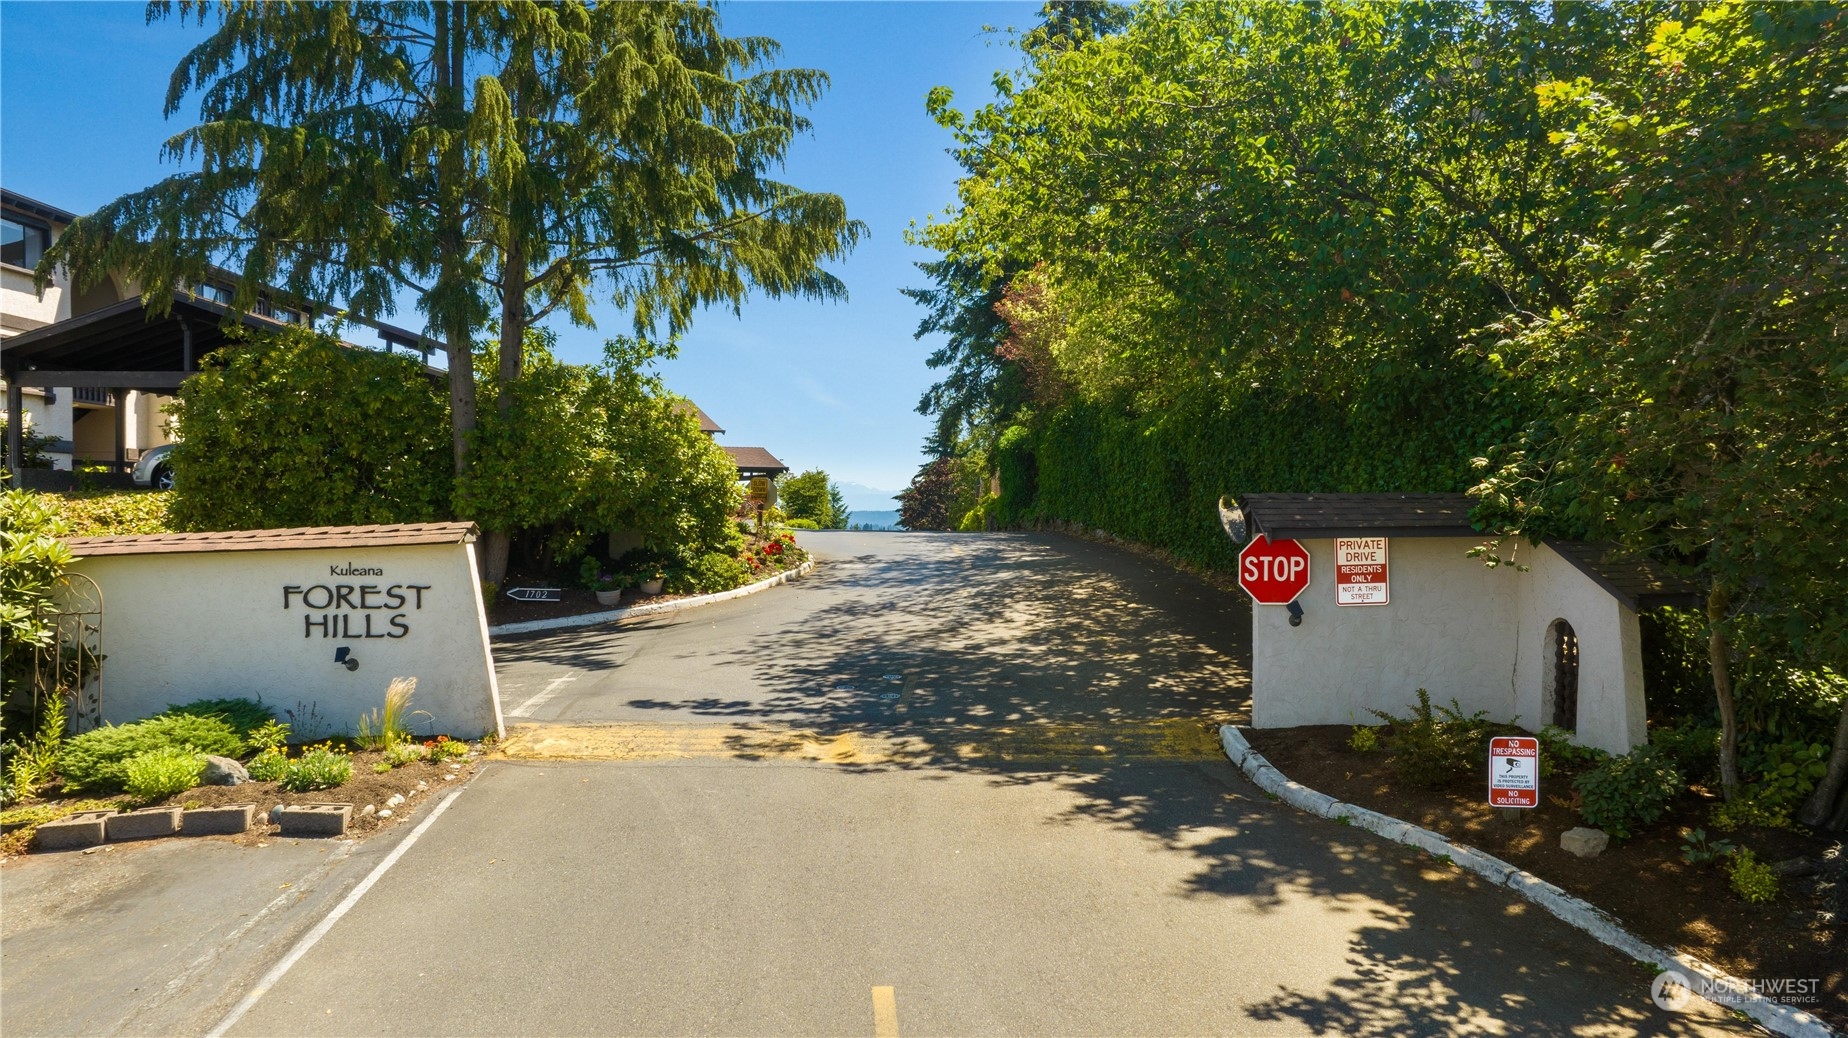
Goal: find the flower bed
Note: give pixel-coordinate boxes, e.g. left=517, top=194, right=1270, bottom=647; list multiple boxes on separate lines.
left=1242, top=723, right=1845, bottom=1026
left=1, top=741, right=485, bottom=859
left=488, top=532, right=810, bottom=626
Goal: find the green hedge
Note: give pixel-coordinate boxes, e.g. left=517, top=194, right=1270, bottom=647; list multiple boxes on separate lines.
left=1011, top=381, right=1504, bottom=569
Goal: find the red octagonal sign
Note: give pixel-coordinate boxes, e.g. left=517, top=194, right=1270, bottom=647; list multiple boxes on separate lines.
left=1239, top=534, right=1311, bottom=605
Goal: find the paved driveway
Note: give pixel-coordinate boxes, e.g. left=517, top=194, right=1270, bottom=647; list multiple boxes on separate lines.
left=6, top=533, right=1752, bottom=1036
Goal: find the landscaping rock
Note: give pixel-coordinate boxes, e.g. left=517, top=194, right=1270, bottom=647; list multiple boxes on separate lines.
left=360, top=804, right=376, bottom=817
left=386, top=794, right=405, bottom=808
left=377, top=809, right=393, bottom=819
left=1773, top=856, right=1819, bottom=878
left=277, top=804, right=351, bottom=837
left=107, top=807, right=183, bottom=842
left=1560, top=827, right=1610, bottom=859
left=182, top=804, right=254, bottom=836
left=200, top=755, right=250, bottom=786
left=268, top=804, right=284, bottom=825
left=35, top=811, right=114, bottom=851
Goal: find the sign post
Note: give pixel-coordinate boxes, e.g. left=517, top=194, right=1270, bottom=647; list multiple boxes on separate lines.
left=1334, top=536, right=1389, bottom=606
left=1488, top=736, right=1540, bottom=813
left=1237, top=534, right=1312, bottom=605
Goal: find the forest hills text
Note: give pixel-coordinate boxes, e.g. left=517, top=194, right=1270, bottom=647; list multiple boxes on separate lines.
left=283, top=582, right=432, bottom=639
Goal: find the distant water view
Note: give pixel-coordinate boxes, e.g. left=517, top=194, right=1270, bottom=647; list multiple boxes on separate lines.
left=848, top=510, right=901, bottom=531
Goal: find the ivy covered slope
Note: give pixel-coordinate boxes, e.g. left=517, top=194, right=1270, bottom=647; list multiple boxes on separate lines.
left=909, top=3, right=1848, bottom=824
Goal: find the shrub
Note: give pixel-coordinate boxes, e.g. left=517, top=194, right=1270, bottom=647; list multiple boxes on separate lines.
left=1709, top=794, right=1792, bottom=832
left=123, top=747, right=205, bottom=800
left=161, top=698, right=274, bottom=740
left=246, top=748, right=289, bottom=782
left=687, top=552, right=752, bottom=594
left=1742, top=738, right=1830, bottom=811
left=0, top=490, right=73, bottom=736
left=246, top=720, right=291, bottom=754
left=1727, top=848, right=1779, bottom=904
left=1649, top=723, right=1720, bottom=785
left=278, top=746, right=353, bottom=792
left=39, top=490, right=174, bottom=536
left=355, top=677, right=425, bottom=751
left=382, top=740, right=427, bottom=768
left=783, top=518, right=820, bottom=530
left=1347, top=725, right=1379, bottom=753
left=1573, top=746, right=1684, bottom=838
left=426, top=736, right=468, bottom=762
left=5, top=693, right=66, bottom=802
left=1368, top=689, right=1493, bottom=788
left=59, top=714, right=244, bottom=792
left=1678, top=827, right=1736, bottom=866
left=165, top=327, right=453, bottom=531
left=1536, top=724, right=1608, bottom=778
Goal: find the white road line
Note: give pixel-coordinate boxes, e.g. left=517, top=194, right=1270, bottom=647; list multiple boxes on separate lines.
left=160, top=844, right=358, bottom=1001
left=204, top=783, right=471, bottom=1038
left=509, top=675, right=576, bottom=717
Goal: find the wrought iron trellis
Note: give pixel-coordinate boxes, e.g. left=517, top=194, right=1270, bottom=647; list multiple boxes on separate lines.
left=31, top=571, right=104, bottom=733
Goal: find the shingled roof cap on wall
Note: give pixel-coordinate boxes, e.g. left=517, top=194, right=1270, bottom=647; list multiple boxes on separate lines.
left=1236, top=492, right=1700, bottom=610
left=1239, top=493, right=1478, bottom=540
left=62, top=522, right=480, bottom=557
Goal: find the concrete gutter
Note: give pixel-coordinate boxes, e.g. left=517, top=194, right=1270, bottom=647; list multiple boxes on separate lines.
left=488, top=557, right=817, bottom=639
left=1220, top=725, right=1837, bottom=1038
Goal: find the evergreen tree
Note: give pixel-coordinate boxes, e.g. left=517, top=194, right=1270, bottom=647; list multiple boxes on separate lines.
left=41, top=2, right=861, bottom=580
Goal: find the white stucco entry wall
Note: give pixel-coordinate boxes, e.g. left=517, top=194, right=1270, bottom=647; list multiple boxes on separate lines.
left=1251, top=536, right=1647, bottom=755
left=64, top=523, right=504, bottom=739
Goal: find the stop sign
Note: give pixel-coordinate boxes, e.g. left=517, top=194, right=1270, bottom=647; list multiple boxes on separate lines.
left=1239, top=534, right=1311, bottom=604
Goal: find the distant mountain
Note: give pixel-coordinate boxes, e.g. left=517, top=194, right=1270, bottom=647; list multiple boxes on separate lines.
left=837, top=482, right=899, bottom=512
left=847, top=510, right=901, bottom=531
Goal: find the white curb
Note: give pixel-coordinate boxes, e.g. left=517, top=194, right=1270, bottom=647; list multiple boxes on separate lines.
left=488, top=558, right=817, bottom=638
left=1219, top=725, right=1838, bottom=1038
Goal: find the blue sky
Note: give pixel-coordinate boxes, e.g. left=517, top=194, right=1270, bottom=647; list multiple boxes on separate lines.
left=0, top=1, right=1037, bottom=504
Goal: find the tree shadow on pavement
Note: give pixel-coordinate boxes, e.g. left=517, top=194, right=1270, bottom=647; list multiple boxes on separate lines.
left=501, top=532, right=1750, bottom=1035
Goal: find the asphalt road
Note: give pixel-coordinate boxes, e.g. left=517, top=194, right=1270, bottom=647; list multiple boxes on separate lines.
left=490, top=531, right=1251, bottom=732
left=6, top=533, right=1752, bottom=1036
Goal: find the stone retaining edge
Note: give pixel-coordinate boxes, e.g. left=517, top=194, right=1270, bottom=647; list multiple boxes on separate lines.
left=1220, top=725, right=1836, bottom=1038
left=488, top=557, right=818, bottom=638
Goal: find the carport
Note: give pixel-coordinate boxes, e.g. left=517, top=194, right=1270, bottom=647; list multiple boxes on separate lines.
left=2, top=292, right=439, bottom=487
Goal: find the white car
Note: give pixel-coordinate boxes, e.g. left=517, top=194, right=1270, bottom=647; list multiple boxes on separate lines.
left=131, top=444, right=176, bottom=490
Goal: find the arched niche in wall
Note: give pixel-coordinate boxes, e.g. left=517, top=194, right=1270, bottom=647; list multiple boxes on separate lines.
left=1546, top=618, right=1581, bottom=732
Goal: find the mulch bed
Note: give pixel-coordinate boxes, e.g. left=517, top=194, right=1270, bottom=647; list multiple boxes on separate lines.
left=1244, top=725, right=1845, bottom=1027
left=1, top=749, right=483, bottom=860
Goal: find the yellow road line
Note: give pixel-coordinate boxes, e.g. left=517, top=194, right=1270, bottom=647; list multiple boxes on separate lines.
left=871, top=985, right=899, bottom=1038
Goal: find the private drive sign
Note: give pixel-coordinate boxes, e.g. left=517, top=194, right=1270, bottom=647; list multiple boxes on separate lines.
left=1334, top=536, right=1389, bottom=606
left=1239, top=534, right=1311, bottom=604
left=1489, top=736, right=1540, bottom=808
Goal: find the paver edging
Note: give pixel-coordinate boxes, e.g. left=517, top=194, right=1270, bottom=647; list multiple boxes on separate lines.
left=1219, top=725, right=1838, bottom=1038
left=487, top=557, right=818, bottom=638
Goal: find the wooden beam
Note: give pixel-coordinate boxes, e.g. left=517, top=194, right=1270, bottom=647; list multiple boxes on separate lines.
left=8, top=370, right=191, bottom=389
